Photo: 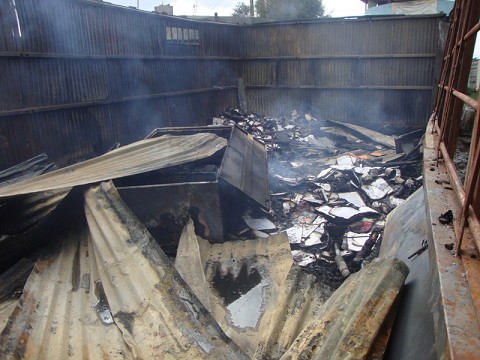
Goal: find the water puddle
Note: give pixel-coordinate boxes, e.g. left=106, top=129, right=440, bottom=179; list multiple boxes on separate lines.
left=211, top=262, right=266, bottom=329
left=226, top=280, right=267, bottom=328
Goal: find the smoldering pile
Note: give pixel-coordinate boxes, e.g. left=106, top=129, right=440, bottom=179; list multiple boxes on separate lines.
left=216, top=108, right=423, bottom=288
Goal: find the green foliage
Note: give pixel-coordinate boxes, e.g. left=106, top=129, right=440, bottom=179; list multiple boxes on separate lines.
left=255, top=0, right=325, bottom=20
left=233, top=2, right=252, bottom=17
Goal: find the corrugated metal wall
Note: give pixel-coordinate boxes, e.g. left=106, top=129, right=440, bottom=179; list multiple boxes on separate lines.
left=0, top=0, right=446, bottom=169
left=0, top=0, right=240, bottom=168
left=241, top=16, right=446, bottom=131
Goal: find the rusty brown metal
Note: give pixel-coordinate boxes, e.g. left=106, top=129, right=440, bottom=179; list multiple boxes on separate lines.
left=455, top=132, right=480, bottom=254
left=464, top=22, right=480, bottom=40
left=424, top=120, right=480, bottom=358
left=444, top=86, right=479, bottom=110
left=427, top=1, right=480, bottom=355
left=433, top=0, right=480, bottom=256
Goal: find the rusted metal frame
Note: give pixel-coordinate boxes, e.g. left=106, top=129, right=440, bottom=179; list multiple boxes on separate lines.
left=433, top=7, right=459, bottom=125
left=463, top=21, right=480, bottom=41
left=0, top=86, right=237, bottom=117
left=439, top=142, right=466, bottom=204
left=433, top=19, right=457, bottom=129
left=438, top=0, right=478, bottom=157
left=438, top=140, right=480, bottom=252
left=436, top=6, right=480, bottom=252
left=0, top=51, right=241, bottom=61
left=455, top=109, right=480, bottom=254
left=444, top=0, right=480, bottom=156
left=444, top=86, right=480, bottom=110
left=436, top=2, right=462, bottom=142
left=437, top=0, right=467, bottom=137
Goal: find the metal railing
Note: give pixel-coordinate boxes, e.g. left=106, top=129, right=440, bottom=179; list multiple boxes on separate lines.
left=432, top=0, right=480, bottom=255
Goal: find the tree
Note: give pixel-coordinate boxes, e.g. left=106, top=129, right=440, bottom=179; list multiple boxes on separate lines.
left=233, top=2, right=252, bottom=17
left=255, top=0, right=324, bottom=20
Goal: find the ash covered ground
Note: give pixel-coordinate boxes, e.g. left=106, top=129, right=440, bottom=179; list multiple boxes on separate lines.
left=216, top=108, right=423, bottom=288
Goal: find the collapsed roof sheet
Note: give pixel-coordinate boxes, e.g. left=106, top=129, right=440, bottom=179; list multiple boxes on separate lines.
left=0, top=182, right=247, bottom=359
left=0, top=179, right=409, bottom=359
left=0, top=133, right=227, bottom=198
left=174, top=221, right=332, bottom=358
left=325, top=119, right=396, bottom=149
left=282, top=257, right=409, bottom=359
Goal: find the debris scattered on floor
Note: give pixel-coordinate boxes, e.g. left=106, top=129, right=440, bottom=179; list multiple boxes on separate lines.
left=217, top=108, right=423, bottom=288
left=0, top=120, right=413, bottom=358
left=438, top=209, right=453, bottom=225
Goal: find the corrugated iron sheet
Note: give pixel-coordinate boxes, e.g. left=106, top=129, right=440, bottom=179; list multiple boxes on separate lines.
left=0, top=224, right=132, bottom=359
left=0, top=0, right=240, bottom=169
left=281, top=257, right=409, bottom=359
left=0, top=181, right=248, bottom=359
left=0, top=300, right=17, bottom=334
left=0, top=133, right=227, bottom=198
left=0, top=0, right=444, bottom=168
left=1, top=177, right=409, bottom=358
left=84, top=182, right=247, bottom=359
left=175, top=222, right=333, bottom=357
left=174, top=219, right=409, bottom=359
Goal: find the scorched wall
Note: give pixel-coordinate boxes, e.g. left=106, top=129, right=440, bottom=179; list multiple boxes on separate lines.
left=0, top=0, right=447, bottom=168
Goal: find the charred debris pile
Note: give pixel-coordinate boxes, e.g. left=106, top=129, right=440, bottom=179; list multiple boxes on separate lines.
left=0, top=118, right=415, bottom=357
left=217, top=108, right=423, bottom=288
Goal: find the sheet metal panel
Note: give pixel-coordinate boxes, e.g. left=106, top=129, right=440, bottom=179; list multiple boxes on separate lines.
left=1, top=182, right=248, bottom=359
left=246, top=88, right=432, bottom=130
left=0, top=225, right=132, bottom=359
left=175, top=224, right=333, bottom=357
left=241, top=16, right=442, bottom=57
left=0, top=0, right=240, bottom=170
left=0, top=133, right=227, bottom=198
left=380, top=188, right=438, bottom=359
left=84, top=182, right=247, bottom=359
left=241, top=16, right=444, bottom=129
left=281, top=257, right=409, bottom=359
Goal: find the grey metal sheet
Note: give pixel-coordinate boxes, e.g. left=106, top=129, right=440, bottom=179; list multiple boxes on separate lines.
left=380, top=188, right=437, bottom=359
left=281, top=257, right=409, bottom=359
left=174, top=221, right=333, bottom=357
left=220, top=126, right=270, bottom=208
left=0, top=133, right=227, bottom=198
left=0, top=181, right=248, bottom=359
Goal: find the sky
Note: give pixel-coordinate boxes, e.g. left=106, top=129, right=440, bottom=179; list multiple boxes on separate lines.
left=105, top=0, right=366, bottom=17
left=106, top=0, right=479, bottom=57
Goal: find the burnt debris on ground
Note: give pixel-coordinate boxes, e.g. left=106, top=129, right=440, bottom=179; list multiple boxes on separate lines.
left=217, top=108, right=423, bottom=288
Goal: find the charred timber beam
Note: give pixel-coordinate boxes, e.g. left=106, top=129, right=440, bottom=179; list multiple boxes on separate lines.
left=0, top=52, right=241, bottom=61
left=0, top=87, right=237, bottom=117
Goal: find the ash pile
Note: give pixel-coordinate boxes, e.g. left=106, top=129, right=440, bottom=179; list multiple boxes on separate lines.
left=217, top=108, right=423, bottom=288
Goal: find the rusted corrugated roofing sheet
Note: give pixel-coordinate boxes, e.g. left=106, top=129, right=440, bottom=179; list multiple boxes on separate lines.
left=84, top=182, right=246, bottom=359
left=281, top=257, right=409, bottom=359
left=1, top=178, right=409, bottom=358
left=0, top=181, right=247, bottom=359
left=0, top=300, right=17, bottom=334
left=175, top=222, right=332, bottom=357
left=0, top=133, right=227, bottom=198
left=175, top=220, right=409, bottom=359
left=0, top=225, right=131, bottom=359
